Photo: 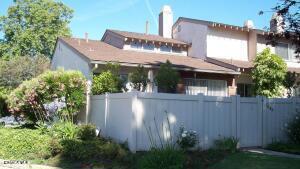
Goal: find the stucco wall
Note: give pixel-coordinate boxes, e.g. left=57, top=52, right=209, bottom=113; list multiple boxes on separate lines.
left=173, top=21, right=208, bottom=59
left=207, top=28, right=248, bottom=61
left=51, top=40, right=92, bottom=80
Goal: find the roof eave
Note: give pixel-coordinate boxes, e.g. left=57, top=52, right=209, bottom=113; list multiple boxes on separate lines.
left=90, top=60, right=240, bottom=75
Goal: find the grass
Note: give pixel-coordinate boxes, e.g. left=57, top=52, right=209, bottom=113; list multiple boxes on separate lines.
left=210, top=152, right=300, bottom=169
left=267, top=142, right=300, bottom=155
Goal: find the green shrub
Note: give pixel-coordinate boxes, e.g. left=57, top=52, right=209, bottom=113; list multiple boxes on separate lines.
left=0, top=86, right=10, bottom=117
left=7, top=69, right=87, bottom=123
left=49, top=121, right=79, bottom=140
left=155, top=60, right=179, bottom=93
left=101, top=141, right=127, bottom=160
left=128, top=64, right=149, bottom=91
left=61, top=138, right=128, bottom=161
left=177, top=126, right=198, bottom=150
left=138, top=147, right=185, bottom=169
left=92, top=71, right=122, bottom=95
left=77, top=124, right=96, bottom=140
left=287, top=112, right=300, bottom=144
left=48, top=138, right=63, bottom=156
left=0, top=128, right=54, bottom=160
left=252, top=48, right=287, bottom=97
left=214, top=137, right=239, bottom=153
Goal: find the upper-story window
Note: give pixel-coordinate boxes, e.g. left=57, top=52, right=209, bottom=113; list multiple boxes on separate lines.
left=130, top=41, right=142, bottom=49
left=160, top=45, right=172, bottom=52
left=275, top=42, right=289, bottom=60
left=142, top=43, right=155, bottom=51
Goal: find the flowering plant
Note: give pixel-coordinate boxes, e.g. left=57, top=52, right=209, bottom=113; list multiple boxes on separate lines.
left=176, top=126, right=198, bottom=150
left=287, top=112, right=300, bottom=144
left=7, top=69, right=87, bottom=123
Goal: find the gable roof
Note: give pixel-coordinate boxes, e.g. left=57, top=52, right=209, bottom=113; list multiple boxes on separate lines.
left=104, top=29, right=189, bottom=46
left=58, top=37, right=239, bottom=75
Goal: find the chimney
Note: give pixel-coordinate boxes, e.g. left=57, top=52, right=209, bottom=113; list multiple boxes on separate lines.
left=244, top=20, right=254, bottom=29
left=159, top=5, right=173, bottom=38
left=270, top=13, right=284, bottom=33
left=85, top=32, right=89, bottom=43
left=145, top=21, right=149, bottom=34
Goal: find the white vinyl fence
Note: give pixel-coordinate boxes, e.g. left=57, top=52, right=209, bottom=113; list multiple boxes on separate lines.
left=88, top=92, right=299, bottom=152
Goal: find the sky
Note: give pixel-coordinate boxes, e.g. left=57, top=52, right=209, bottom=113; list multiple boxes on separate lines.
left=0, top=0, right=279, bottom=40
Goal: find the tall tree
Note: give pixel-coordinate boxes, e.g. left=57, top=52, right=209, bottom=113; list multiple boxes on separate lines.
left=0, top=0, right=73, bottom=58
left=260, top=0, right=300, bottom=58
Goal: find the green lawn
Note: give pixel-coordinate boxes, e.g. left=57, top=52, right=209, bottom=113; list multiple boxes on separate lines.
left=210, top=152, right=300, bottom=169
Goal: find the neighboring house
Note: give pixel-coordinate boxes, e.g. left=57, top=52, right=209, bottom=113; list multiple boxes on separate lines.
left=51, top=5, right=300, bottom=97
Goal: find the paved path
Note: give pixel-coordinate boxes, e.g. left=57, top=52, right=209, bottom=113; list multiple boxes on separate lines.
left=0, top=159, right=61, bottom=169
left=243, top=148, right=300, bottom=159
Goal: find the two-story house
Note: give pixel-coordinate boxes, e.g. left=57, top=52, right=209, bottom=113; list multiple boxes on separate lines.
left=51, top=5, right=300, bottom=97
left=172, top=13, right=299, bottom=97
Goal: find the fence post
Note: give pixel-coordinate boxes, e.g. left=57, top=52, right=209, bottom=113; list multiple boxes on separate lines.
left=233, top=95, right=240, bottom=142
left=197, top=93, right=205, bottom=148
left=130, top=91, right=139, bottom=153
left=261, top=96, right=268, bottom=147
left=85, top=80, right=92, bottom=124
left=104, top=93, right=109, bottom=136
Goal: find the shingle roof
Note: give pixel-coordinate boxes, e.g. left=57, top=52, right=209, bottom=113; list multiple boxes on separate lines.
left=59, top=37, right=239, bottom=74
left=208, top=57, right=300, bottom=73
left=106, top=29, right=189, bottom=45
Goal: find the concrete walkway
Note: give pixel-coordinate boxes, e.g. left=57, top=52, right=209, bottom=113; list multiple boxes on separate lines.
left=243, top=148, right=300, bottom=159
left=0, top=159, right=61, bottom=169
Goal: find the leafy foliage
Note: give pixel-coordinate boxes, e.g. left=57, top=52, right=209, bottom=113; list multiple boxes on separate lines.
left=77, top=124, right=97, bottom=141
left=92, top=63, right=123, bottom=95
left=61, top=138, right=127, bottom=161
left=0, top=128, right=53, bottom=160
left=283, top=71, right=298, bottom=97
left=260, top=0, right=300, bottom=58
left=7, top=69, right=87, bottom=123
left=0, top=86, right=10, bottom=117
left=214, top=137, right=239, bottom=153
left=92, top=71, right=122, bottom=95
left=177, top=126, right=198, bottom=150
left=48, top=121, right=79, bottom=140
left=128, top=64, right=149, bottom=91
left=0, top=0, right=73, bottom=58
left=138, top=147, right=185, bottom=169
left=0, top=56, right=50, bottom=88
left=252, top=48, right=287, bottom=97
left=287, top=112, right=300, bottom=144
left=155, top=60, right=180, bottom=93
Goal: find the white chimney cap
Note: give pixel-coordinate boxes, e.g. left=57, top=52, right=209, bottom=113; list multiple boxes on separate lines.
left=244, top=20, right=254, bottom=29
left=161, top=5, right=172, bottom=13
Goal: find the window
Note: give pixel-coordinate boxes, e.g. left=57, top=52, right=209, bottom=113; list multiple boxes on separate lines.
left=275, top=43, right=289, bottom=60
left=172, top=47, right=182, bottom=53
left=130, top=42, right=142, bottom=49
left=160, top=45, right=171, bottom=52
left=237, top=83, right=254, bottom=97
left=142, top=43, right=155, bottom=51
left=184, top=79, right=227, bottom=96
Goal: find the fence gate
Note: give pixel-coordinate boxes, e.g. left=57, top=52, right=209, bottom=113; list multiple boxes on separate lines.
left=238, top=97, right=263, bottom=147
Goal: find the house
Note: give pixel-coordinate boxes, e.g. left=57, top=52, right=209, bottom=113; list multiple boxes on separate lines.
left=51, top=5, right=300, bottom=97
